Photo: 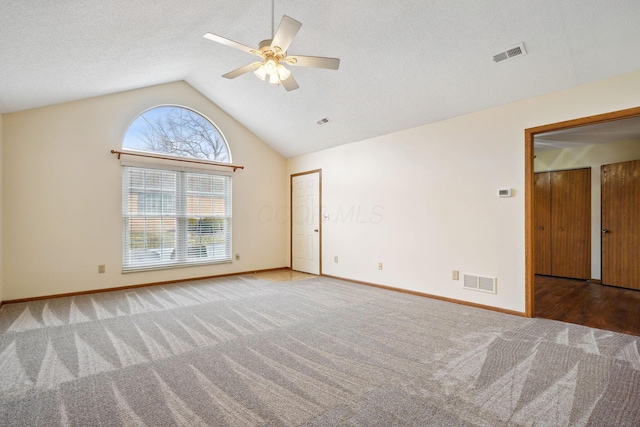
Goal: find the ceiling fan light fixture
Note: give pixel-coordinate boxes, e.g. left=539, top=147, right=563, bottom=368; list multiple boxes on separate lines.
left=264, top=59, right=277, bottom=74
left=277, top=64, right=291, bottom=81
left=268, top=73, right=280, bottom=85
left=254, top=65, right=267, bottom=81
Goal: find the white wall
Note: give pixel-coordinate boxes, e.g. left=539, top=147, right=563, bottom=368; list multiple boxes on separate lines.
left=534, top=139, right=640, bottom=279
left=288, top=70, right=640, bottom=313
left=3, top=81, right=288, bottom=300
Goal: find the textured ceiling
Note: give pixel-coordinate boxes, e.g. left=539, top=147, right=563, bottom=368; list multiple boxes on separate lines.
left=2, top=0, right=640, bottom=158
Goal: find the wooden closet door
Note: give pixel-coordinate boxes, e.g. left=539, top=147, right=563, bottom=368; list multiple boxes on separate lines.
left=550, top=168, right=591, bottom=279
left=601, top=160, right=640, bottom=290
left=534, top=172, right=552, bottom=275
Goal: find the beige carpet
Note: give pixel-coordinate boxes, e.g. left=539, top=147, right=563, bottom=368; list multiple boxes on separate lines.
left=0, top=274, right=638, bottom=426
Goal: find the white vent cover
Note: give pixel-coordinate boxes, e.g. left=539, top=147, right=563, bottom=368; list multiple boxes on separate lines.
left=493, top=43, right=526, bottom=63
left=463, top=274, right=497, bottom=294
left=316, top=117, right=331, bottom=126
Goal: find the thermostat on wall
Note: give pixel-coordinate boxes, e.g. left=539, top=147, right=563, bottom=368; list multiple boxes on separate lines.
left=498, top=189, right=512, bottom=197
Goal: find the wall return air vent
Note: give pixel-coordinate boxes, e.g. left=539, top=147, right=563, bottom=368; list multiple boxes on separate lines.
left=493, top=43, right=526, bottom=63
left=463, top=274, right=497, bottom=294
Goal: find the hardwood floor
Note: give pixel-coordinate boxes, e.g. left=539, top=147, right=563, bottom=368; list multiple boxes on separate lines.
left=534, top=275, right=640, bottom=336
left=253, top=269, right=315, bottom=282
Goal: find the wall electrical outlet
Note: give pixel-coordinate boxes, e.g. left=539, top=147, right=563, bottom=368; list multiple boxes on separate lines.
left=334, top=256, right=339, bottom=263
left=235, top=253, right=240, bottom=261
left=98, top=264, right=106, bottom=274
left=452, top=270, right=459, bottom=280
left=378, top=262, right=383, bottom=270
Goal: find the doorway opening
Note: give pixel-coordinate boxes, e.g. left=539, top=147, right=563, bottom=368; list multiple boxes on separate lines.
left=525, top=106, right=640, bottom=334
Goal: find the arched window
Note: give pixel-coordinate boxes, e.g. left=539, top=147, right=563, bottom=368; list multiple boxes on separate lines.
left=123, top=106, right=231, bottom=162
left=121, top=106, right=233, bottom=272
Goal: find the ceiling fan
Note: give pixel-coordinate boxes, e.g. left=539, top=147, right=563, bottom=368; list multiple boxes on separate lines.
left=203, top=7, right=340, bottom=92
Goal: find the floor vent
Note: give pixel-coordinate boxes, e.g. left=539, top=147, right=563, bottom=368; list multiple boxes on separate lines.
left=493, top=43, right=526, bottom=63
left=463, top=274, right=497, bottom=294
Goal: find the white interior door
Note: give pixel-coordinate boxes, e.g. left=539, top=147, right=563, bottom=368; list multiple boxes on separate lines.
left=292, top=172, right=320, bottom=274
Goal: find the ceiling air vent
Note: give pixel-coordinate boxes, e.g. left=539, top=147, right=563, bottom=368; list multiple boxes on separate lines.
left=316, top=117, right=331, bottom=126
left=493, top=43, right=526, bottom=64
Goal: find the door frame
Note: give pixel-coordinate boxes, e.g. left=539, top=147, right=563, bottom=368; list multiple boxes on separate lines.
left=524, top=106, right=640, bottom=317
left=290, top=169, right=322, bottom=275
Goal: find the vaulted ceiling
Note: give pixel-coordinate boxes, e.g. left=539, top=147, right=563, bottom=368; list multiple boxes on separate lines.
left=2, top=0, right=640, bottom=157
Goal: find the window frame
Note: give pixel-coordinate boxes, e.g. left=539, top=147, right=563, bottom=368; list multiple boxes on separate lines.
left=120, top=105, right=233, bottom=273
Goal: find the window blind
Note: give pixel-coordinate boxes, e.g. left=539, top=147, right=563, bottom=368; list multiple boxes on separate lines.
left=122, top=166, right=232, bottom=272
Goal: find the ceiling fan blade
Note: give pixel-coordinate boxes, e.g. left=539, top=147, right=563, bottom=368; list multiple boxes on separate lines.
left=271, top=16, right=302, bottom=52
left=286, top=55, right=340, bottom=70
left=281, top=75, right=299, bottom=92
left=203, top=33, right=259, bottom=56
left=222, top=62, right=262, bottom=79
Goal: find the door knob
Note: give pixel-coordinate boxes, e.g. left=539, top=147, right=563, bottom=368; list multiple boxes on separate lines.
left=538, top=226, right=544, bottom=230
left=602, top=229, right=610, bottom=234
left=314, top=229, right=319, bottom=232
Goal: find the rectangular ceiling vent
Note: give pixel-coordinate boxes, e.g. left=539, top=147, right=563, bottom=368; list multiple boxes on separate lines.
left=316, top=117, right=331, bottom=126
left=463, top=274, right=497, bottom=294
left=493, top=43, right=526, bottom=64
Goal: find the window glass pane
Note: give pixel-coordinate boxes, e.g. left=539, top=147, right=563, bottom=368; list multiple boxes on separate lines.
left=122, top=166, right=231, bottom=272
left=124, top=169, right=176, bottom=216
left=187, top=217, right=229, bottom=260
left=122, top=106, right=231, bottom=163
left=125, top=218, right=177, bottom=266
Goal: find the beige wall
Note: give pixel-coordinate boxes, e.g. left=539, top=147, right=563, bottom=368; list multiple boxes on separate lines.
left=288, top=70, right=640, bottom=313
left=0, top=113, right=3, bottom=303
left=534, top=138, right=640, bottom=279
left=3, top=82, right=288, bottom=300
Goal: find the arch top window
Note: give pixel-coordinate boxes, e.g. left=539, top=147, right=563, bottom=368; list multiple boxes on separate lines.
left=123, top=106, right=231, bottom=163
left=120, top=106, right=233, bottom=272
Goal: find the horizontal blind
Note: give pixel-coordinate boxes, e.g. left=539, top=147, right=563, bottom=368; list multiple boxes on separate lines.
left=122, top=166, right=232, bottom=272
